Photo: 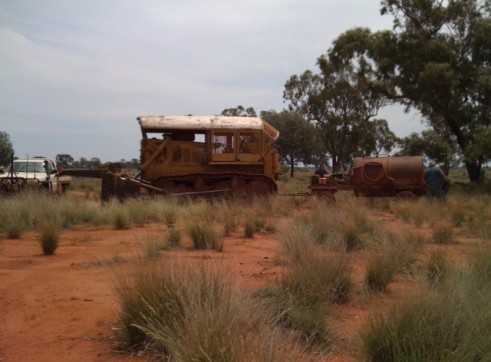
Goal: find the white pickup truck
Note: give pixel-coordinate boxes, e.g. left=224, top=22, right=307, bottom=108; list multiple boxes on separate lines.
left=0, top=157, right=71, bottom=194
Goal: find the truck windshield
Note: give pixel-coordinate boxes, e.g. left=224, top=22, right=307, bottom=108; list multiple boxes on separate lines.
left=12, top=162, right=45, bottom=173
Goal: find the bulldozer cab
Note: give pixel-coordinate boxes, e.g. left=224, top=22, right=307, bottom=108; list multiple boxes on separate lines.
left=138, top=116, right=279, bottom=168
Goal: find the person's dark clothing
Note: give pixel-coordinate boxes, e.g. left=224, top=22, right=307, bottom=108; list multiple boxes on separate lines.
left=424, top=166, right=448, bottom=201
left=315, top=168, right=328, bottom=177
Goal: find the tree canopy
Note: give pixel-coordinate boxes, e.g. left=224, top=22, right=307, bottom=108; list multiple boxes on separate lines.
left=283, top=57, right=392, bottom=171
left=262, top=111, right=322, bottom=177
left=220, top=105, right=257, bottom=117
left=328, top=0, right=491, bottom=181
left=0, top=131, right=14, bottom=166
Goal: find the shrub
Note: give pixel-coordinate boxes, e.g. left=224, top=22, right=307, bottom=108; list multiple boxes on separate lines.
left=39, top=223, right=60, bottom=255
left=187, top=222, right=223, bottom=251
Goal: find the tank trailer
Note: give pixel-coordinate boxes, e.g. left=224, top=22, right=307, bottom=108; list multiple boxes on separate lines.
left=309, top=156, right=426, bottom=201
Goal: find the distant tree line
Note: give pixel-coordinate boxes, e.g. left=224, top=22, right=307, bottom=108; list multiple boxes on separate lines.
left=55, top=154, right=139, bottom=170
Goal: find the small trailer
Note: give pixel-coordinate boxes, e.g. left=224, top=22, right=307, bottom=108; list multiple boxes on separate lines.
left=308, top=156, right=426, bottom=201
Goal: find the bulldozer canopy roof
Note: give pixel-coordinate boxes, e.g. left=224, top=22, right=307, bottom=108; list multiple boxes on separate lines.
left=138, top=116, right=278, bottom=138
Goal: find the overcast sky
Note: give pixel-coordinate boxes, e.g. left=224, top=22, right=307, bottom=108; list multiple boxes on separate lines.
left=1, top=0, right=424, bottom=162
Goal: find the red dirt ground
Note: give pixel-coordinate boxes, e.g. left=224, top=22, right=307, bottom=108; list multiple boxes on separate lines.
left=0, top=209, right=475, bottom=362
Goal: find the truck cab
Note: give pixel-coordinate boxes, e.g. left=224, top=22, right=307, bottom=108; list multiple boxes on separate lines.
left=0, top=157, right=71, bottom=194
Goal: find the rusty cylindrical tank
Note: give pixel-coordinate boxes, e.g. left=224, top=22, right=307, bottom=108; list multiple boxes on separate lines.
left=351, top=156, right=425, bottom=197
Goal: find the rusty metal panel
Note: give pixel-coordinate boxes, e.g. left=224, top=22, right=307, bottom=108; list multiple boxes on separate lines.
left=352, top=156, right=425, bottom=197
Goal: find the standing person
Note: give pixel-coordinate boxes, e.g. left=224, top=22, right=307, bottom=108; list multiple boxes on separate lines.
left=43, top=160, right=54, bottom=180
left=424, top=161, right=449, bottom=201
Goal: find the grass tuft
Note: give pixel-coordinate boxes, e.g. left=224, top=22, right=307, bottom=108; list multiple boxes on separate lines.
left=187, top=222, right=223, bottom=251
left=39, top=223, right=60, bottom=255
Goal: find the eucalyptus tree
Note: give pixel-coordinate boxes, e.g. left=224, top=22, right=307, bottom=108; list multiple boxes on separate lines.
left=328, top=0, right=491, bottom=181
left=283, top=60, right=388, bottom=171
left=220, top=105, right=257, bottom=117
left=262, top=110, right=322, bottom=177
left=398, top=129, right=458, bottom=174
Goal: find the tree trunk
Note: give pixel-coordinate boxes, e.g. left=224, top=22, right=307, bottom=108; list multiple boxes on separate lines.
left=465, top=161, right=482, bottom=182
left=290, top=161, right=295, bottom=178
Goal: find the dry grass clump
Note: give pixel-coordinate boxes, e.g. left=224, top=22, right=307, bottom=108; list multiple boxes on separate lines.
left=280, top=221, right=315, bottom=262
left=114, top=260, right=253, bottom=360
left=256, top=253, right=350, bottom=349
left=258, top=220, right=352, bottom=349
left=425, top=252, right=449, bottom=287
left=432, top=222, right=454, bottom=244
left=364, top=231, right=422, bottom=292
left=389, top=198, right=440, bottom=227
left=361, top=249, right=491, bottom=361
left=284, top=253, right=352, bottom=305
left=165, top=228, right=181, bottom=248
left=365, top=253, right=397, bottom=292
left=39, top=222, right=60, bottom=255
left=187, top=222, right=223, bottom=251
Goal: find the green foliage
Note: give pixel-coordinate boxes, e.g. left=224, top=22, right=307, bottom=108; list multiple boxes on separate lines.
left=0, top=131, right=14, bottom=166
left=398, top=129, right=458, bottom=172
left=263, top=110, right=323, bottom=176
left=283, top=61, right=392, bottom=171
left=221, top=105, right=256, bottom=117
left=329, top=0, right=491, bottom=181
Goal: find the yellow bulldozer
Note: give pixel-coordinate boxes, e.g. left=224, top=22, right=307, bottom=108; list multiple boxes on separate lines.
left=62, top=115, right=281, bottom=200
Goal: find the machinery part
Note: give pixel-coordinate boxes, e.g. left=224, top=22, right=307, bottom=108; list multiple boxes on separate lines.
left=136, top=115, right=280, bottom=197
left=352, top=156, right=425, bottom=197
left=151, top=173, right=277, bottom=196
